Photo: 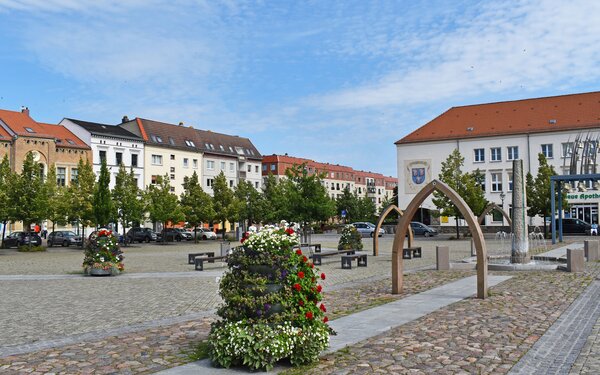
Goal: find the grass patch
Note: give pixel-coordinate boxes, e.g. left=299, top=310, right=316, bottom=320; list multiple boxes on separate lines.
left=17, top=245, right=46, bottom=252
left=65, top=270, right=84, bottom=275
left=185, top=340, right=211, bottom=362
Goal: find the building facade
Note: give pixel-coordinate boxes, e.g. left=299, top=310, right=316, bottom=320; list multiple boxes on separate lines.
left=396, top=91, right=600, bottom=227
left=61, top=118, right=145, bottom=189
left=261, top=154, right=396, bottom=210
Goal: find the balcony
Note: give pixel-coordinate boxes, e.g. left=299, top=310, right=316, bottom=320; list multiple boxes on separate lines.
left=238, top=171, right=247, bottom=180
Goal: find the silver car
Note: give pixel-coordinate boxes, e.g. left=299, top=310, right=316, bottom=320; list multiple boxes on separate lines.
left=192, top=228, right=217, bottom=240
left=351, top=222, right=385, bottom=237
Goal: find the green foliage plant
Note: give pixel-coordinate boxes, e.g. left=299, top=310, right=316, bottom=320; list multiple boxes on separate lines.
left=17, top=245, right=46, bottom=252
left=82, top=228, right=124, bottom=274
left=337, top=225, right=363, bottom=250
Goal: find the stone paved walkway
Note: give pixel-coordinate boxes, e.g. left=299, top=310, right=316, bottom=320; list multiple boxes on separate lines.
left=509, top=280, right=600, bottom=374
left=571, top=308, right=600, bottom=374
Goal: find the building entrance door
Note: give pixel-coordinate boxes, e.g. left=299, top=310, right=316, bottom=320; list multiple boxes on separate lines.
left=570, top=204, right=598, bottom=224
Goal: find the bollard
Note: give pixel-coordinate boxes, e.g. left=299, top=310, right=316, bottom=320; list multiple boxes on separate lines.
left=436, top=246, right=450, bottom=271
left=567, top=248, right=585, bottom=272
left=584, top=240, right=599, bottom=262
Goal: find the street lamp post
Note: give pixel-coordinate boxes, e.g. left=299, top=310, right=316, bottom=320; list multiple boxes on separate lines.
left=500, top=191, right=506, bottom=230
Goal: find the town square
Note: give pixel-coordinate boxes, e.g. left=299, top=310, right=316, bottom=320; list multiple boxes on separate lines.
left=1, top=1, right=600, bottom=374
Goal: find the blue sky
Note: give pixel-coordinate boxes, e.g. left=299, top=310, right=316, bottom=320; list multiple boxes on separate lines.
left=0, top=0, right=599, bottom=177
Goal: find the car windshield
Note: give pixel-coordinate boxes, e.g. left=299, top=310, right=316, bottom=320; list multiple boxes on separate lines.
left=65, top=232, right=77, bottom=236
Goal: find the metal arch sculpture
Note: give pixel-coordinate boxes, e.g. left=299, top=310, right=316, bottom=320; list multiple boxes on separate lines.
left=373, top=204, right=414, bottom=256
left=392, top=179, right=488, bottom=299
left=478, top=202, right=512, bottom=227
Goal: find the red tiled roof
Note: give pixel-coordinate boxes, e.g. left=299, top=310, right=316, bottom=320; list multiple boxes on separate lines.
left=38, top=123, right=89, bottom=149
left=397, top=91, right=600, bottom=144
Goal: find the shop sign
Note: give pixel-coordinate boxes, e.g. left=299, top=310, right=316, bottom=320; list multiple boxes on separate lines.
left=567, top=192, right=600, bottom=201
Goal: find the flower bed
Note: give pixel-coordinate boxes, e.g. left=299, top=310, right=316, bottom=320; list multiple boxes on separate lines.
left=209, top=226, right=332, bottom=371
left=82, top=229, right=124, bottom=276
left=338, top=224, right=363, bottom=250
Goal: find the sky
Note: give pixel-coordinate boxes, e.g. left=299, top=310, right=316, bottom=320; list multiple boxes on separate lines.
left=0, top=0, right=599, bottom=177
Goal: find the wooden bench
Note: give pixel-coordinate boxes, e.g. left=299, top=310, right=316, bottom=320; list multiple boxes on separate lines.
left=403, top=247, right=422, bottom=259
left=194, top=255, right=228, bottom=271
left=341, top=253, right=368, bottom=269
left=188, top=252, right=215, bottom=264
left=312, top=249, right=356, bottom=266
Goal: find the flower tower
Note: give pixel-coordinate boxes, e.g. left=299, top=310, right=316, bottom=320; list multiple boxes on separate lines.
left=209, top=226, right=332, bottom=371
left=82, top=229, right=124, bottom=276
left=338, top=224, right=363, bottom=250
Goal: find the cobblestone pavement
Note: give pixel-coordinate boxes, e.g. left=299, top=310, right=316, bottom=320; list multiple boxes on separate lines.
left=280, top=264, right=600, bottom=375
left=570, top=281, right=600, bottom=375
left=0, top=269, right=471, bottom=374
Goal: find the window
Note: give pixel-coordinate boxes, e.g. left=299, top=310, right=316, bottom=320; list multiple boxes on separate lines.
left=151, top=175, right=158, bottom=184
left=562, top=142, right=574, bottom=157
left=255, top=165, right=259, bottom=173
left=150, top=134, right=163, bottom=143
left=219, top=145, right=224, bottom=151
left=170, top=154, right=175, bottom=160
left=229, top=180, right=234, bottom=188
left=66, top=139, right=76, bottom=145
left=206, top=178, right=214, bottom=187
left=183, top=158, right=189, bottom=168
left=25, top=127, right=35, bottom=133
left=230, top=163, right=235, bottom=172
left=115, top=152, right=123, bottom=165
left=491, top=172, right=503, bottom=192
left=193, top=159, right=198, bottom=169
left=490, top=147, right=501, bottom=162
left=477, top=175, right=486, bottom=192
left=185, top=140, right=195, bottom=147
left=492, top=210, right=503, bottom=222
left=507, top=146, right=519, bottom=160
left=170, top=174, right=175, bottom=180
left=57, top=167, right=66, bottom=186
left=336, top=183, right=340, bottom=190
left=70, top=168, right=78, bottom=183
left=131, top=154, right=138, bottom=167
left=170, top=167, right=175, bottom=173
left=262, top=164, right=267, bottom=171
left=99, top=150, right=107, bottom=163
left=151, top=154, right=163, bottom=165
left=255, top=181, right=259, bottom=188
left=168, top=137, right=175, bottom=145
left=508, top=172, right=513, bottom=191
left=541, top=144, right=553, bottom=159
left=474, top=148, right=485, bottom=162
left=170, top=187, right=175, bottom=192
left=221, top=161, right=226, bottom=170
left=270, top=164, right=276, bottom=171
left=207, top=160, right=215, bottom=170
left=247, top=165, right=251, bottom=172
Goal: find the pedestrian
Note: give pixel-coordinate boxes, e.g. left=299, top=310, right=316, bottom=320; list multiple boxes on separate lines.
left=42, top=223, right=47, bottom=239
left=34, top=223, right=40, bottom=234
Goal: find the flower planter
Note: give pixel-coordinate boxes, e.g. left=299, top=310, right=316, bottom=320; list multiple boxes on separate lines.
left=262, top=303, right=284, bottom=317
left=88, top=267, right=114, bottom=276
left=264, top=283, right=283, bottom=294
left=247, top=264, right=278, bottom=277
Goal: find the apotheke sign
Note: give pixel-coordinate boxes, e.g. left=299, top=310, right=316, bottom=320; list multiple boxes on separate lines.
left=567, top=193, right=600, bottom=201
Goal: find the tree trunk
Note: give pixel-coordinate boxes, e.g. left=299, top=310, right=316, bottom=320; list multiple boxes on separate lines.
left=1, top=220, right=6, bottom=248
left=455, top=218, right=460, bottom=239
left=122, top=219, right=128, bottom=247
left=194, top=225, right=198, bottom=244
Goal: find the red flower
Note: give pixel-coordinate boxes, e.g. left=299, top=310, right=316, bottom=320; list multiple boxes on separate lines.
left=316, top=285, right=322, bottom=292
left=321, top=273, right=326, bottom=280
left=298, top=300, right=304, bottom=306
left=305, top=311, right=313, bottom=319
left=293, top=283, right=301, bottom=291
left=320, top=303, right=327, bottom=312
left=298, top=271, right=305, bottom=279
left=286, top=227, right=295, bottom=235
left=302, top=255, right=308, bottom=262
left=296, top=249, right=303, bottom=255
left=241, top=238, right=246, bottom=244
left=309, top=263, right=314, bottom=269
left=323, top=316, right=329, bottom=323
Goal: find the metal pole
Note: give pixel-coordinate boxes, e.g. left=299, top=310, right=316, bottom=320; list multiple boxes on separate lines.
left=558, top=182, right=563, bottom=243
left=551, top=180, right=556, bottom=244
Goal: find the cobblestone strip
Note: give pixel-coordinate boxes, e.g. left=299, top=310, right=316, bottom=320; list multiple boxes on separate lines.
left=571, top=310, right=600, bottom=374
left=509, top=280, right=600, bottom=375
left=0, top=271, right=224, bottom=281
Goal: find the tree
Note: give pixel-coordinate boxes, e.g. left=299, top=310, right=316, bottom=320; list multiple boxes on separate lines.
left=44, top=165, right=69, bottom=233
left=282, top=163, right=336, bottom=241
left=181, top=171, right=214, bottom=243
left=527, top=153, right=565, bottom=237
left=145, top=175, right=184, bottom=244
left=234, top=180, right=264, bottom=231
left=335, top=188, right=355, bottom=223
left=113, top=164, right=145, bottom=246
left=432, top=149, right=487, bottom=238
left=212, top=172, right=239, bottom=239
left=67, top=158, right=95, bottom=244
left=261, top=173, right=288, bottom=223
left=0, top=155, right=13, bottom=247
left=355, top=193, right=377, bottom=222
left=93, top=158, right=114, bottom=228
left=9, top=152, right=47, bottom=247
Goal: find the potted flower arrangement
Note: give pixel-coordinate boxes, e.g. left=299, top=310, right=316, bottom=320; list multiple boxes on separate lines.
left=209, top=225, right=333, bottom=371
left=82, top=228, right=124, bottom=276
left=338, top=224, right=363, bottom=250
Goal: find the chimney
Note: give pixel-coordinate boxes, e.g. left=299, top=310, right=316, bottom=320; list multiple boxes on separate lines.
left=122, top=115, right=129, bottom=123
left=179, top=122, right=184, bottom=126
left=21, top=106, right=30, bottom=116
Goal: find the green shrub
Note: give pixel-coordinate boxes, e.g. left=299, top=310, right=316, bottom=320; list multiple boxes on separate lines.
left=18, top=245, right=46, bottom=252
left=337, top=225, right=363, bottom=250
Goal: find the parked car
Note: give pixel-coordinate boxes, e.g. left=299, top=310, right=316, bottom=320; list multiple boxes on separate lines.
left=351, top=222, right=385, bottom=237
left=159, top=228, right=184, bottom=242
left=174, top=228, right=193, bottom=241
left=551, top=218, right=592, bottom=234
left=410, top=222, right=438, bottom=237
left=2, top=231, right=42, bottom=248
left=192, top=228, right=217, bottom=240
left=126, top=227, right=158, bottom=243
left=48, top=231, right=82, bottom=247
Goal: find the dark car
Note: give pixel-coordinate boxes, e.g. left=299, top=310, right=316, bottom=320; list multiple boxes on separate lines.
left=48, top=231, right=82, bottom=247
left=159, top=228, right=183, bottom=242
left=552, top=218, right=592, bottom=234
left=2, top=231, right=42, bottom=248
left=126, top=227, right=158, bottom=243
left=410, top=222, right=438, bottom=237
left=174, top=228, right=193, bottom=241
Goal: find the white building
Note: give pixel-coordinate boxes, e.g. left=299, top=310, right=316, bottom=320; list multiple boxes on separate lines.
left=61, top=117, right=145, bottom=189
left=396, top=91, right=600, bottom=227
